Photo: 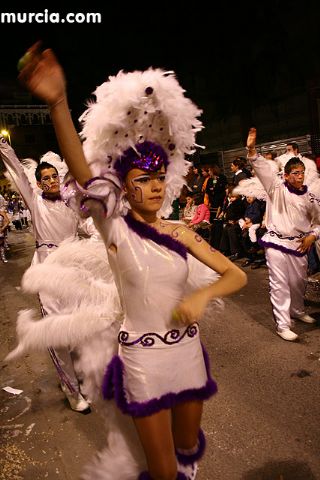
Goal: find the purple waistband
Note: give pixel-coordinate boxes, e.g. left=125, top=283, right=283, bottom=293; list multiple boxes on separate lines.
left=118, top=324, right=198, bottom=347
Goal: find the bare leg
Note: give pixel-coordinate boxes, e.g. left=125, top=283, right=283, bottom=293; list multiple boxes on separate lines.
left=133, top=409, right=177, bottom=480
left=172, top=400, right=203, bottom=449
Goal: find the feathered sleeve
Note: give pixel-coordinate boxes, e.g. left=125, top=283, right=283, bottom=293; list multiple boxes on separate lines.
left=62, top=173, right=122, bottom=247
left=0, top=135, right=35, bottom=209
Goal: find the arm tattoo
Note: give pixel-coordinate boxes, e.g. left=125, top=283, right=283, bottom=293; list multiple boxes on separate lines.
left=194, top=233, right=203, bottom=243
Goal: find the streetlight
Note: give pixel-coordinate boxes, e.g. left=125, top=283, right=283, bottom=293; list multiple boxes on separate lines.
left=1, top=129, right=11, bottom=145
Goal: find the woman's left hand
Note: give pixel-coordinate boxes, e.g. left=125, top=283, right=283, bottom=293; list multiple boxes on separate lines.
left=173, top=290, right=209, bottom=325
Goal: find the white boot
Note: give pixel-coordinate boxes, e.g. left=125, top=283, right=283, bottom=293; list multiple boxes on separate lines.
left=177, top=461, right=198, bottom=479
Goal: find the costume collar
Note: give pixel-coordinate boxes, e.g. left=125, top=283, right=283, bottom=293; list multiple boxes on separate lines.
left=42, top=192, right=62, bottom=201
left=284, top=181, right=307, bottom=195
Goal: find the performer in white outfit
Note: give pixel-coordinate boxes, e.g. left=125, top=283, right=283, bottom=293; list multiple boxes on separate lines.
left=247, top=128, right=320, bottom=342
left=0, top=136, right=90, bottom=411
left=18, top=43, right=247, bottom=480
left=276, top=141, right=319, bottom=185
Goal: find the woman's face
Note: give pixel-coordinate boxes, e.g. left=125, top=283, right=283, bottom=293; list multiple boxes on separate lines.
left=124, top=166, right=166, bottom=214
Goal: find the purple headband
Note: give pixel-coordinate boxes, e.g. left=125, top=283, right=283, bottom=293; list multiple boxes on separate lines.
left=114, top=141, right=168, bottom=180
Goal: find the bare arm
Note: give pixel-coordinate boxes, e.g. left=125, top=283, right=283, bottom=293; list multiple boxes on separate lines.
left=173, top=226, right=247, bottom=324
left=19, top=43, right=92, bottom=186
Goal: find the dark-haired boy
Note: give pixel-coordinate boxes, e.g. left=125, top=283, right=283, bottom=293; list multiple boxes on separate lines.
left=0, top=134, right=89, bottom=410
left=246, top=128, right=320, bottom=341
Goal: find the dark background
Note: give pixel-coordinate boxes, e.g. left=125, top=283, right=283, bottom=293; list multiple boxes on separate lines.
left=1, top=1, right=320, bottom=157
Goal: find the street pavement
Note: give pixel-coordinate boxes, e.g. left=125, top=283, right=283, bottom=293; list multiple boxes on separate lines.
left=1, top=229, right=320, bottom=480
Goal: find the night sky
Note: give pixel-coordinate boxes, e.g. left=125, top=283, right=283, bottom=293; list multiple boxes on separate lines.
left=1, top=1, right=320, bottom=129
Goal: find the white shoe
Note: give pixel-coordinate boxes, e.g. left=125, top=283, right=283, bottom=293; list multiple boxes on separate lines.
left=61, top=384, right=90, bottom=412
left=277, top=329, right=298, bottom=341
left=295, top=313, right=316, bottom=324
left=178, top=462, right=198, bottom=480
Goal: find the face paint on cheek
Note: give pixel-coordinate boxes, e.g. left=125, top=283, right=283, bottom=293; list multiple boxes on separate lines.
left=42, top=183, right=51, bottom=191
left=129, top=181, right=143, bottom=203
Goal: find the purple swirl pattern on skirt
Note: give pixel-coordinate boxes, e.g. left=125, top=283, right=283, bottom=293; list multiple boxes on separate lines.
left=118, top=324, right=198, bottom=347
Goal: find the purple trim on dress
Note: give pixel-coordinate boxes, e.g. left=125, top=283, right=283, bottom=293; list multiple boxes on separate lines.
left=102, top=344, right=217, bottom=418
left=118, top=324, right=198, bottom=347
left=176, top=429, right=206, bottom=465
left=78, top=176, right=121, bottom=193
left=124, top=214, right=187, bottom=260
left=83, top=176, right=106, bottom=189
left=284, top=181, right=307, bottom=195
left=258, top=238, right=306, bottom=257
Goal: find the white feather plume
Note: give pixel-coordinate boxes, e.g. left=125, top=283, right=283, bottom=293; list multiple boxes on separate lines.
left=233, top=177, right=268, bottom=201
left=79, top=68, right=204, bottom=217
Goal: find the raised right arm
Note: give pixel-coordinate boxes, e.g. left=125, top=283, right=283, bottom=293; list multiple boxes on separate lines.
left=246, top=127, right=279, bottom=196
left=0, top=135, right=34, bottom=208
left=19, top=43, right=92, bottom=186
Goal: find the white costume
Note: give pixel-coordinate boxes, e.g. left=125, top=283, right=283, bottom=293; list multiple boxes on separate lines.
left=249, top=153, right=320, bottom=332
left=0, top=135, right=82, bottom=396
left=95, top=214, right=215, bottom=409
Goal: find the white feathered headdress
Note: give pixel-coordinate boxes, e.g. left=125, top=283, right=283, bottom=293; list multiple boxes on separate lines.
left=79, top=68, right=204, bottom=216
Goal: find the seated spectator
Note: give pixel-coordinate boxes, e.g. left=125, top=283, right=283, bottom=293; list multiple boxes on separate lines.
left=239, top=196, right=264, bottom=267
left=182, top=194, right=197, bottom=223
left=189, top=197, right=210, bottom=229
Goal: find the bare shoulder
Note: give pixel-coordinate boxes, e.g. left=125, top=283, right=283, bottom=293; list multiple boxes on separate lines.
left=169, top=223, right=207, bottom=248
left=157, top=220, right=210, bottom=249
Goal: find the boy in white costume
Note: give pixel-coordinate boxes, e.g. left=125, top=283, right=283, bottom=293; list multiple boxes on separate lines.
left=247, top=128, right=320, bottom=341
left=0, top=136, right=90, bottom=411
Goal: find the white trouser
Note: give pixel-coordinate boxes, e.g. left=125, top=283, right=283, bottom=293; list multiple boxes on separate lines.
left=265, top=247, right=307, bottom=331
left=39, top=292, right=81, bottom=394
